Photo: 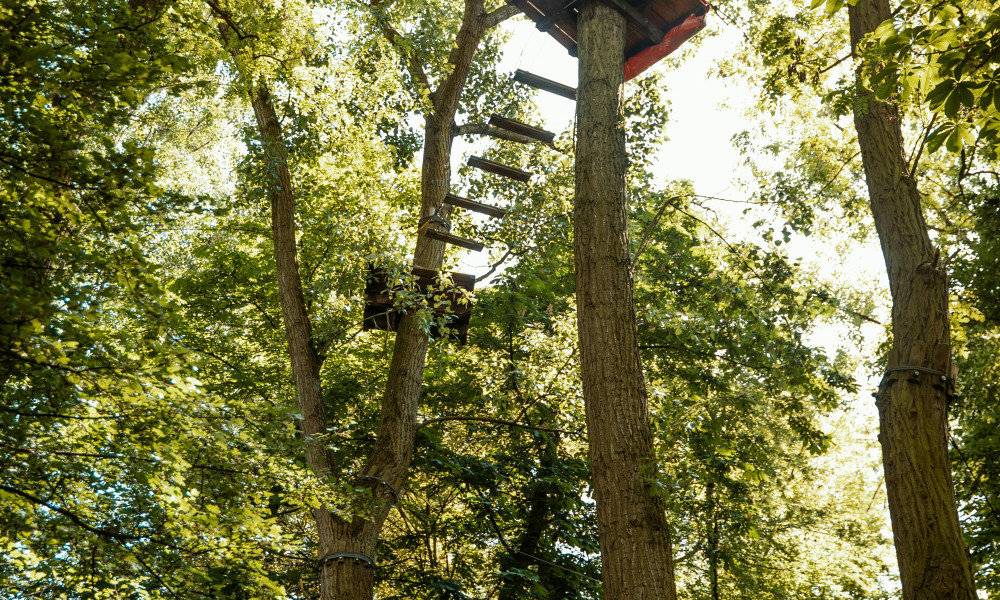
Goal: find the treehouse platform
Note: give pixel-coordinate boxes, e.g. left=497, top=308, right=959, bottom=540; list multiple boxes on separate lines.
left=507, top=0, right=709, bottom=80
left=363, top=266, right=476, bottom=343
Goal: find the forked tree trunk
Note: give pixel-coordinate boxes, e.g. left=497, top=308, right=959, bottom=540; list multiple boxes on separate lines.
left=322, top=109, right=452, bottom=600
left=574, top=2, right=676, bottom=599
left=318, top=3, right=516, bottom=598
left=254, top=95, right=464, bottom=600
left=249, top=69, right=457, bottom=600
left=848, top=1, right=977, bottom=598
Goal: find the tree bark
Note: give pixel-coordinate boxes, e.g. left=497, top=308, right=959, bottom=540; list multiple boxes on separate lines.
left=574, top=3, right=676, bottom=599
left=848, top=1, right=977, bottom=598
left=323, top=3, right=516, bottom=599
left=249, top=83, right=340, bottom=571
left=238, top=2, right=522, bottom=597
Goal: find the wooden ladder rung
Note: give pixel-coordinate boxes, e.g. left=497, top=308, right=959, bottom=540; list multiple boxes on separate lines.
left=489, top=114, right=556, bottom=145
left=513, top=69, right=577, bottom=101
left=443, top=193, right=508, bottom=219
left=424, top=229, right=485, bottom=252
left=467, top=156, right=531, bottom=183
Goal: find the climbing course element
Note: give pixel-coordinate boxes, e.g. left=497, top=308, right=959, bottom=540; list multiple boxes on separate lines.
left=513, top=69, right=577, bottom=100
left=424, top=229, right=487, bottom=252
left=442, top=193, right=508, bottom=219
left=468, top=155, right=532, bottom=183
left=363, top=266, right=476, bottom=343
left=489, top=114, right=557, bottom=145
left=506, top=0, right=709, bottom=81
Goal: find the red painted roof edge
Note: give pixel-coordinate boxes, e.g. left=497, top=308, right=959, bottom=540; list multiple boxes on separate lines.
left=624, top=9, right=709, bottom=82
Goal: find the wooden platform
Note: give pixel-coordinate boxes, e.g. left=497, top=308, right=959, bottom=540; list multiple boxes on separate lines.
left=507, top=0, right=708, bottom=63
left=363, top=266, right=476, bottom=343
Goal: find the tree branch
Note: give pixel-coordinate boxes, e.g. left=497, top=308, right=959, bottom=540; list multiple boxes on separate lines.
left=483, top=4, right=521, bottom=30
left=417, top=415, right=583, bottom=437
left=476, top=248, right=514, bottom=282
left=203, top=0, right=257, bottom=40
left=0, top=484, right=145, bottom=541
left=370, top=14, right=431, bottom=99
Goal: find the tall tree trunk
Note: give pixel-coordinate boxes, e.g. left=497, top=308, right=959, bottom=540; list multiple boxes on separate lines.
left=236, top=2, right=518, bottom=597
left=323, top=3, right=516, bottom=598
left=249, top=83, right=340, bottom=573
left=848, top=1, right=977, bottom=598
left=322, top=109, right=451, bottom=600
left=574, top=3, right=676, bottom=599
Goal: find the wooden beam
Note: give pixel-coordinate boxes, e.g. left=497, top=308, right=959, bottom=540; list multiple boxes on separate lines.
left=467, top=155, right=531, bottom=183
left=489, top=114, right=556, bottom=145
left=424, top=229, right=486, bottom=252
left=513, top=69, right=577, bottom=101
left=443, top=193, right=508, bottom=219
left=601, top=0, right=663, bottom=42
left=536, top=14, right=559, bottom=32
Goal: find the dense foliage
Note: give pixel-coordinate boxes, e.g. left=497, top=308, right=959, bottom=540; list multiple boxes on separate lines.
left=9, top=0, right=998, bottom=598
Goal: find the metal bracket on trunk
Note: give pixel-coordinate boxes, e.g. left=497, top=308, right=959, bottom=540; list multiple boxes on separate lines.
left=319, top=551, right=376, bottom=569
left=878, top=365, right=954, bottom=398
left=417, top=214, right=450, bottom=232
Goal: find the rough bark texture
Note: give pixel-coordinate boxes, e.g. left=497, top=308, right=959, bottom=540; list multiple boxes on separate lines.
left=250, top=85, right=340, bottom=566
left=574, top=3, right=676, bottom=599
left=322, top=3, right=517, bottom=599
left=848, top=1, right=977, bottom=598
left=241, top=2, right=522, bottom=597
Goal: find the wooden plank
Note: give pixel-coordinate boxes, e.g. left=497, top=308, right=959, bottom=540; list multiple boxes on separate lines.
left=367, top=266, right=475, bottom=294
left=488, top=114, right=556, bottom=145
left=513, top=69, right=577, bottom=101
left=443, top=193, right=508, bottom=219
left=424, top=229, right=486, bottom=252
left=467, top=155, right=531, bottom=183
left=603, top=0, right=664, bottom=42
left=536, top=13, right=559, bottom=32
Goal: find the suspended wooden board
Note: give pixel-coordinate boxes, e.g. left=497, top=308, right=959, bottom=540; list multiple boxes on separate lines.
left=443, top=193, right=508, bottom=219
left=468, top=155, right=531, bottom=183
left=425, top=229, right=486, bottom=252
left=506, top=0, right=709, bottom=81
left=489, top=114, right=556, bottom=145
left=363, top=266, right=476, bottom=343
left=513, top=69, right=577, bottom=100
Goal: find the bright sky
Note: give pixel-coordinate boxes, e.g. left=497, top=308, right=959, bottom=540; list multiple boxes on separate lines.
left=467, top=14, right=889, bottom=309
left=474, top=15, right=892, bottom=408
left=453, top=12, right=897, bottom=572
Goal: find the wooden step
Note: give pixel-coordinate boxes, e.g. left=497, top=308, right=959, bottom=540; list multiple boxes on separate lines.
left=489, top=114, right=556, bottom=145
left=424, top=229, right=485, bottom=252
left=467, top=155, right=531, bottom=183
left=513, top=69, right=577, bottom=101
left=443, top=193, right=508, bottom=219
